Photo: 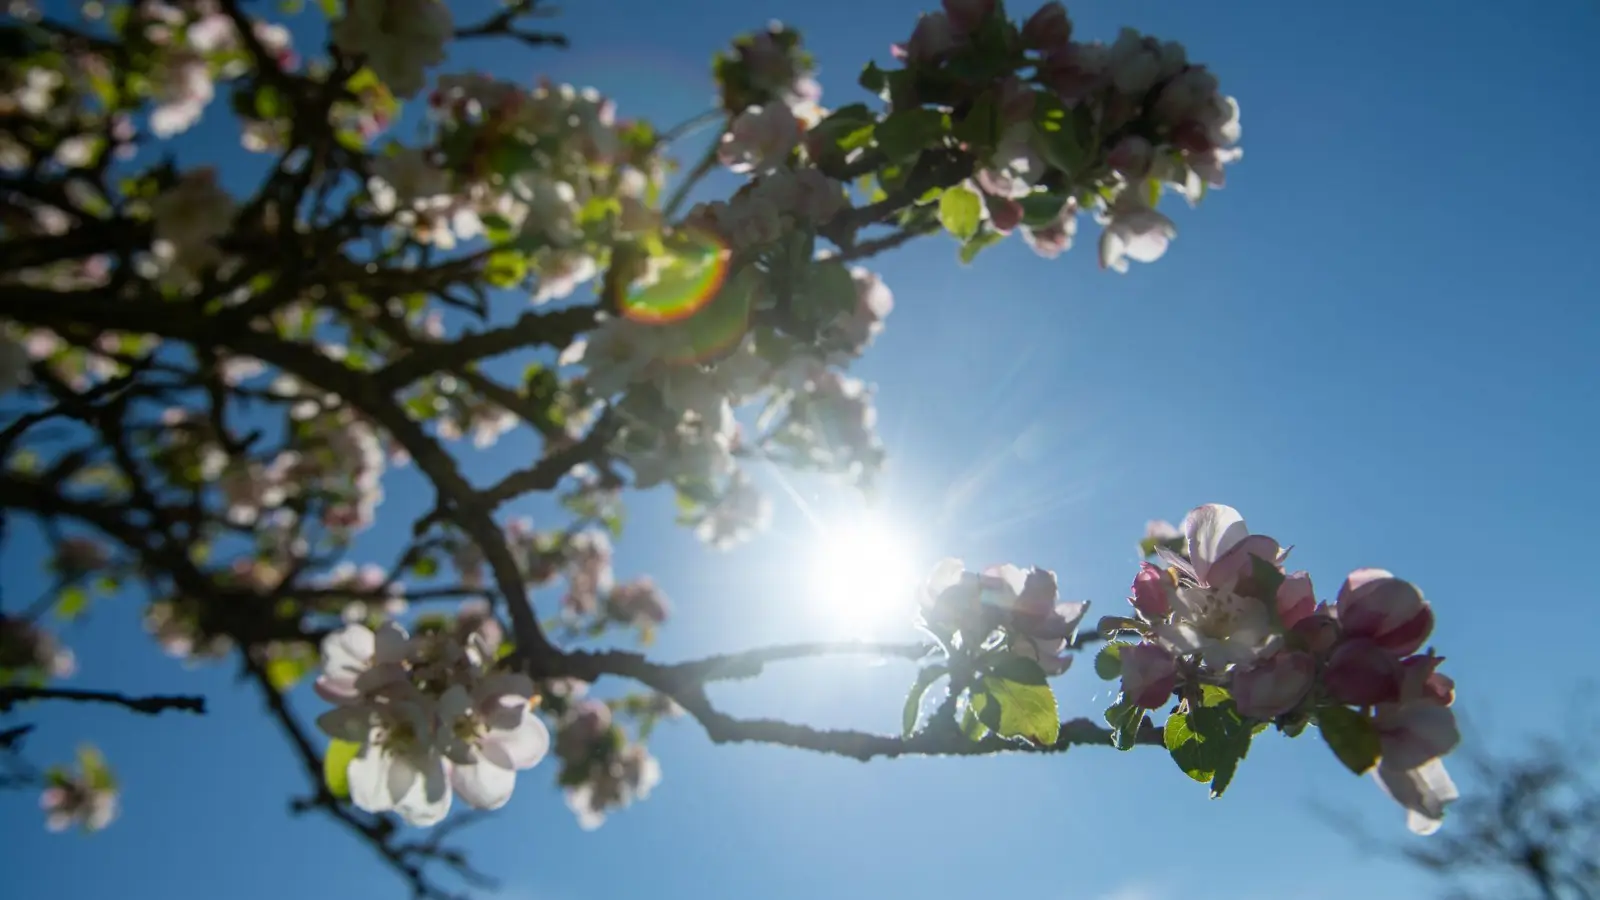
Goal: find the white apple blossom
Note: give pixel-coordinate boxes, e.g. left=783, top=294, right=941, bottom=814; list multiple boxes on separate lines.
left=369, top=147, right=450, bottom=215
left=150, top=169, right=235, bottom=283
left=976, top=123, right=1044, bottom=199
left=315, top=619, right=550, bottom=826
left=40, top=771, right=117, bottom=833
left=150, top=55, right=214, bottom=137
left=332, top=0, right=453, bottom=98
left=1098, top=198, right=1177, bottom=273
left=1374, top=757, right=1459, bottom=836
left=562, top=317, right=662, bottom=397
left=719, top=104, right=802, bottom=174
left=1152, top=504, right=1286, bottom=667
left=696, top=473, right=773, bottom=549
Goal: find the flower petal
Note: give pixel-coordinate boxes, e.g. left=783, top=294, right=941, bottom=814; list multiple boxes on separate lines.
left=347, top=742, right=394, bottom=814
left=1183, top=504, right=1248, bottom=585
left=483, top=710, right=551, bottom=770
left=386, top=752, right=420, bottom=806
left=315, top=706, right=371, bottom=742
left=321, top=624, right=374, bottom=673
left=373, top=621, right=411, bottom=665
left=395, top=754, right=453, bottom=826
left=922, top=558, right=966, bottom=602
left=1374, top=758, right=1458, bottom=836
left=451, top=759, right=517, bottom=810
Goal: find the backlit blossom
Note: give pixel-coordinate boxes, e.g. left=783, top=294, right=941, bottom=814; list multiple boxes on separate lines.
left=1335, top=568, right=1434, bottom=657
left=719, top=104, right=801, bottom=174
left=1120, top=642, right=1178, bottom=709
left=332, top=0, right=453, bottom=97
left=1098, top=197, right=1177, bottom=273
left=150, top=168, right=235, bottom=283
left=1230, top=650, right=1315, bottom=718
left=40, top=748, right=118, bottom=834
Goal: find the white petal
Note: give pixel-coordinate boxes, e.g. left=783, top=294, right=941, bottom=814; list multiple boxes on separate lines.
left=322, top=624, right=374, bottom=673
left=373, top=622, right=411, bottom=664
left=475, top=673, right=536, bottom=705
left=1098, top=228, right=1126, bottom=271
left=450, top=759, right=517, bottom=810
left=482, top=711, right=550, bottom=770
left=436, top=684, right=474, bottom=723
left=923, top=558, right=966, bottom=599
left=315, top=706, right=371, bottom=742
left=395, top=754, right=452, bottom=827
left=386, top=752, right=420, bottom=804
left=1184, top=504, right=1247, bottom=584
left=348, top=742, right=395, bottom=813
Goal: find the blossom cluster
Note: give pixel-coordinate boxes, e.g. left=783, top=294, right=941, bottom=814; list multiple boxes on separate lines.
left=314, top=618, right=550, bottom=826
left=919, top=560, right=1090, bottom=676
left=1118, top=504, right=1459, bottom=834
left=887, top=0, right=1243, bottom=271
left=542, top=684, right=664, bottom=830
left=1, top=615, right=76, bottom=683
left=39, top=746, right=119, bottom=834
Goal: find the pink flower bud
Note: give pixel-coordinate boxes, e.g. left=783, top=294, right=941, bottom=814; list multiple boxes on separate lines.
left=1289, top=609, right=1340, bottom=655
left=1129, top=562, right=1173, bottom=619
left=941, top=0, right=995, bottom=38
left=905, top=12, right=957, bottom=65
left=1276, top=571, right=1316, bottom=629
left=1021, top=2, right=1071, bottom=52
left=1120, top=642, right=1177, bottom=709
left=1231, top=651, right=1315, bottom=719
left=986, top=195, right=1022, bottom=233
left=1324, top=638, right=1403, bottom=706
left=1335, top=569, right=1433, bottom=657
left=1375, top=700, right=1460, bottom=771
left=1107, top=135, right=1154, bottom=179
left=1399, top=652, right=1455, bottom=706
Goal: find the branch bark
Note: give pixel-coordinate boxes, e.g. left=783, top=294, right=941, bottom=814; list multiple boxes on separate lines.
left=0, top=687, right=207, bottom=717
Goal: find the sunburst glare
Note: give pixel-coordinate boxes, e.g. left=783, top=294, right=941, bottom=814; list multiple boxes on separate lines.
left=807, top=513, right=921, bottom=632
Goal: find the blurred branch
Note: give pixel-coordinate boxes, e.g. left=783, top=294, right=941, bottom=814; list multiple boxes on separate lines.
left=0, top=687, right=206, bottom=717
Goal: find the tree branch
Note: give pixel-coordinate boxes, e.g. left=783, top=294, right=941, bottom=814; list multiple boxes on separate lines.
left=0, top=686, right=206, bottom=717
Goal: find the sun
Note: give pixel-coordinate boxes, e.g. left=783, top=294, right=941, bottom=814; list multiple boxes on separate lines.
left=807, top=514, right=921, bottom=631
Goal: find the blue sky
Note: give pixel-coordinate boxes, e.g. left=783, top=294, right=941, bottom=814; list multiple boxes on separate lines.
left=6, top=0, right=1600, bottom=898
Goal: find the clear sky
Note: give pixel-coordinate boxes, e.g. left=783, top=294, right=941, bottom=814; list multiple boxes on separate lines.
left=6, top=1, right=1600, bottom=899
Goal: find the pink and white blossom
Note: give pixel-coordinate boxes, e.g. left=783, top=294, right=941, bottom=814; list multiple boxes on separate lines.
left=718, top=104, right=801, bottom=174
left=1230, top=650, right=1314, bottom=718
left=1335, top=568, right=1434, bottom=657
left=1021, top=2, right=1072, bottom=53
left=150, top=168, right=235, bottom=283
left=1098, top=198, right=1177, bottom=273
left=1120, top=642, right=1178, bottom=709
left=331, top=0, right=453, bottom=98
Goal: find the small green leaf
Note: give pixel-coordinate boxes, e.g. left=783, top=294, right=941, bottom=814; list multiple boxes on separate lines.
left=957, top=228, right=1005, bottom=264
left=1018, top=192, right=1069, bottom=228
left=1145, top=177, right=1162, bottom=209
left=265, top=654, right=311, bottom=692
left=1032, top=94, right=1092, bottom=175
left=1104, top=697, right=1149, bottom=751
left=939, top=185, right=982, bottom=241
left=1200, top=684, right=1233, bottom=708
left=1316, top=706, right=1381, bottom=775
left=323, top=739, right=361, bottom=799
left=1094, top=642, right=1124, bottom=681
left=411, top=555, right=438, bottom=578
left=485, top=250, right=528, bottom=288
left=858, top=61, right=887, bottom=96
left=1250, top=554, right=1286, bottom=614
left=952, top=90, right=999, bottom=151
left=875, top=108, right=946, bottom=162
left=901, top=664, right=949, bottom=738
left=961, top=696, right=989, bottom=741
left=1166, top=695, right=1254, bottom=797
left=56, top=586, right=89, bottom=621
left=981, top=657, right=1059, bottom=745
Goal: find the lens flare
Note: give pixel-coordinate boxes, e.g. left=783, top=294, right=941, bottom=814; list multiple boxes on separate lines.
left=651, top=259, right=760, bottom=366
left=619, top=230, right=730, bottom=325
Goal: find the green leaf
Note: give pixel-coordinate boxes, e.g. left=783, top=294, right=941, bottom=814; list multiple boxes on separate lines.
left=939, top=185, right=982, bottom=241
left=253, top=84, right=284, bottom=120
left=1018, top=192, right=1069, bottom=228
left=56, top=586, right=89, bottom=621
left=1032, top=94, right=1093, bottom=176
left=1145, top=177, right=1162, bottom=209
left=265, top=654, right=311, bottom=692
left=1200, top=684, right=1233, bottom=707
left=961, top=695, right=989, bottom=741
left=410, top=554, right=438, bottom=578
left=1094, top=642, right=1123, bottom=680
left=795, top=260, right=858, bottom=331
left=972, top=690, right=1002, bottom=731
left=1250, top=554, right=1286, bottom=614
left=485, top=249, right=528, bottom=288
left=1165, top=695, right=1254, bottom=797
left=957, top=228, right=1006, bottom=264
left=1104, top=697, right=1149, bottom=751
left=323, top=739, right=361, bottom=800
left=874, top=108, right=946, bottom=162
left=1316, top=706, right=1381, bottom=775
left=901, top=664, right=949, bottom=738
left=858, top=62, right=887, bottom=96
left=952, top=90, right=999, bottom=151
left=981, top=657, right=1060, bottom=745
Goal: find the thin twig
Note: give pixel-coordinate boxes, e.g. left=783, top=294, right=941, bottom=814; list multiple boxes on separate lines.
left=0, top=687, right=207, bottom=717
